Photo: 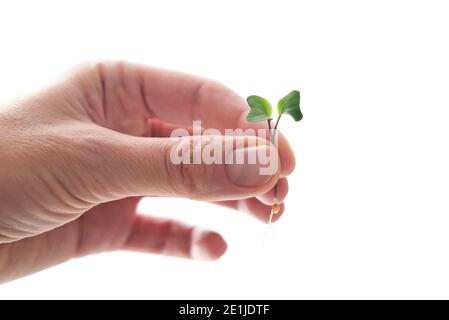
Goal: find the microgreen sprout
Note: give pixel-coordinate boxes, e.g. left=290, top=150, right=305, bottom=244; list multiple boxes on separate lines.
left=246, top=90, right=302, bottom=223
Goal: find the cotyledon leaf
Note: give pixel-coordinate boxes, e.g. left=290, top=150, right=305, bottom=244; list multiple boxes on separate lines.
left=277, top=90, right=302, bottom=121
left=246, top=95, right=273, bottom=122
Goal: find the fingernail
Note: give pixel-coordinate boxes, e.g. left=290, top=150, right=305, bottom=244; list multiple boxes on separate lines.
left=190, top=229, right=227, bottom=261
left=225, top=146, right=276, bottom=187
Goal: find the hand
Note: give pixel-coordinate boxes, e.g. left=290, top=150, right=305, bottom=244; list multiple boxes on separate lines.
left=0, top=61, right=295, bottom=283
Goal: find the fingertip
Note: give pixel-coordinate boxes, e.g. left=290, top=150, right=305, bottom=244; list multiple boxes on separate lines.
left=270, top=202, right=285, bottom=224
left=258, top=178, right=289, bottom=205
left=190, top=229, right=228, bottom=261
left=259, top=202, right=285, bottom=224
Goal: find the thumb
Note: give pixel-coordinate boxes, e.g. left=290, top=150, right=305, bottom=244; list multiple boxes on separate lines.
left=76, top=131, right=280, bottom=203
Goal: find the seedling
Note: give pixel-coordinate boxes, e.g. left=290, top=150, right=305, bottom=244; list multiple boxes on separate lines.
left=246, top=90, right=302, bottom=223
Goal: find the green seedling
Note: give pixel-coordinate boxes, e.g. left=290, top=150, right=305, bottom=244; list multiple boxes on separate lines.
left=246, top=90, right=302, bottom=223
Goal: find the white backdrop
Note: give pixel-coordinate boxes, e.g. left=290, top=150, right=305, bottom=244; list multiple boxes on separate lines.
left=1, top=0, right=449, bottom=299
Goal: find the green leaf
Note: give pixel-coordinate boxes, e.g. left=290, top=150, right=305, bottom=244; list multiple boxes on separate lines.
left=246, top=95, right=273, bottom=122
left=277, top=90, right=302, bottom=121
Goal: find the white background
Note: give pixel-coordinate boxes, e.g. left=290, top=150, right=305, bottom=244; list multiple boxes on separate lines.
left=1, top=0, right=449, bottom=299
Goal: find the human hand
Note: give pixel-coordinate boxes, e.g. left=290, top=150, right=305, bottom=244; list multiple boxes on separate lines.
left=0, top=61, right=295, bottom=283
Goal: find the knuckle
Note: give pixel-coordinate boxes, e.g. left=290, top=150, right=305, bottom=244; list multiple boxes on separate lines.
left=56, top=128, right=118, bottom=203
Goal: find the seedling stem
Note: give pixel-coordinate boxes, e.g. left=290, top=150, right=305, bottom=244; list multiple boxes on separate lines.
left=246, top=90, right=302, bottom=223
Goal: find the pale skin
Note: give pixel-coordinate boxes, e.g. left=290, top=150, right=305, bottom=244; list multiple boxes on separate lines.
left=0, top=61, right=295, bottom=284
